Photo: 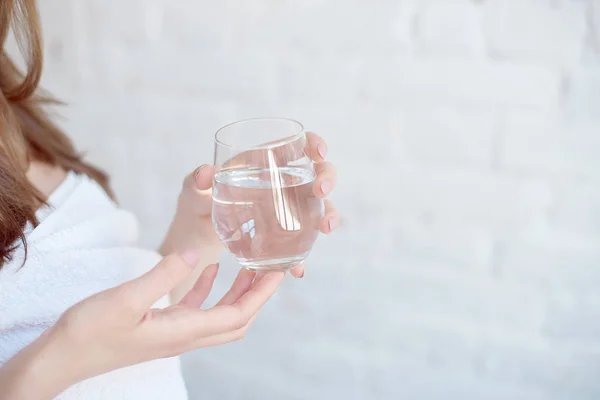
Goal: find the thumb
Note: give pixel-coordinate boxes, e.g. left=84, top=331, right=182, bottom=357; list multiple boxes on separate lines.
left=187, top=164, right=215, bottom=192
left=123, top=249, right=201, bottom=311
left=180, top=165, right=215, bottom=216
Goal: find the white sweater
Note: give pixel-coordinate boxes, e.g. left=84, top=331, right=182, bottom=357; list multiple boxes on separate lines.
left=0, top=172, right=189, bottom=399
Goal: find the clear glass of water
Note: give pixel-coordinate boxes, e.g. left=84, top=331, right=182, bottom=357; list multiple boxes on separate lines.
left=211, top=118, right=324, bottom=271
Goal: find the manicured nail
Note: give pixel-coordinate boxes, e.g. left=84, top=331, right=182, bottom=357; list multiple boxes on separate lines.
left=317, top=143, right=327, bottom=159
left=180, top=249, right=201, bottom=266
left=328, top=218, right=338, bottom=232
left=321, top=180, right=332, bottom=196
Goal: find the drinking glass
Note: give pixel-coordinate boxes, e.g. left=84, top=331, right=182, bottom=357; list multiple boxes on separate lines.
left=211, top=118, right=324, bottom=271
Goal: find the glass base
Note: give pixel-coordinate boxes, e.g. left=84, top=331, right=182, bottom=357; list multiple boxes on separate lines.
left=238, top=256, right=305, bottom=272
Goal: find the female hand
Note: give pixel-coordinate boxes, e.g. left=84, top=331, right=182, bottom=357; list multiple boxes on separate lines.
left=1, top=250, right=284, bottom=400
left=160, top=132, right=339, bottom=283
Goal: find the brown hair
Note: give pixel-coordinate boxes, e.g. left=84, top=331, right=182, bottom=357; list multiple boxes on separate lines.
left=0, top=0, right=111, bottom=267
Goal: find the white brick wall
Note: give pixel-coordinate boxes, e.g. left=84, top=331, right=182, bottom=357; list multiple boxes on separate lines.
left=32, top=0, right=600, bottom=398
left=414, top=0, right=485, bottom=56
left=484, top=0, right=587, bottom=67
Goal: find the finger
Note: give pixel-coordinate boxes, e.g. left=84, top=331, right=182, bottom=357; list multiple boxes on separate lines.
left=319, top=199, right=339, bottom=234
left=216, top=268, right=257, bottom=306
left=251, top=272, right=267, bottom=287
left=192, top=312, right=260, bottom=348
left=233, top=271, right=284, bottom=316
left=290, top=263, right=305, bottom=278
left=182, top=164, right=215, bottom=192
left=179, top=165, right=215, bottom=217
left=200, top=271, right=284, bottom=334
left=179, top=264, right=219, bottom=308
left=193, top=164, right=215, bottom=191
left=122, top=249, right=199, bottom=311
left=313, top=162, right=337, bottom=198
left=305, top=131, right=327, bottom=162
left=151, top=272, right=284, bottom=341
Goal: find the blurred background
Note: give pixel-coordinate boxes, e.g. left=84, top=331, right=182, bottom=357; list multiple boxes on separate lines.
left=30, top=0, right=600, bottom=398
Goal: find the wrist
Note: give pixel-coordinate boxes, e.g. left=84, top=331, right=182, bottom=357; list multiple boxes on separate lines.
left=160, top=214, right=221, bottom=256
left=35, top=326, right=82, bottom=391
left=1, top=326, right=78, bottom=400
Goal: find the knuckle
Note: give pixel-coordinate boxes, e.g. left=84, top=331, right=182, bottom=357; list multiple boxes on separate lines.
left=232, top=309, right=250, bottom=330
left=107, top=286, right=140, bottom=315
left=306, top=131, right=319, bottom=141
left=58, top=307, right=88, bottom=344
left=233, top=329, right=247, bottom=342
left=159, top=255, right=187, bottom=284
left=324, top=162, right=337, bottom=176
left=58, top=307, right=78, bottom=330
left=233, top=317, right=247, bottom=331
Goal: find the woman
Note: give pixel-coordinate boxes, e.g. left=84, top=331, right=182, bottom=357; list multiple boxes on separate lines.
left=0, top=1, right=339, bottom=399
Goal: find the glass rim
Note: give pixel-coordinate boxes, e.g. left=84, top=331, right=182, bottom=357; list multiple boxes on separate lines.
left=214, top=117, right=305, bottom=150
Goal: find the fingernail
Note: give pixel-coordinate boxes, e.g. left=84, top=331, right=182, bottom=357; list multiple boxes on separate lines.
left=180, top=249, right=201, bottom=266
left=317, top=143, right=327, bottom=159
left=321, top=180, right=332, bottom=196
left=194, top=165, right=208, bottom=179
left=328, top=218, right=338, bottom=232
